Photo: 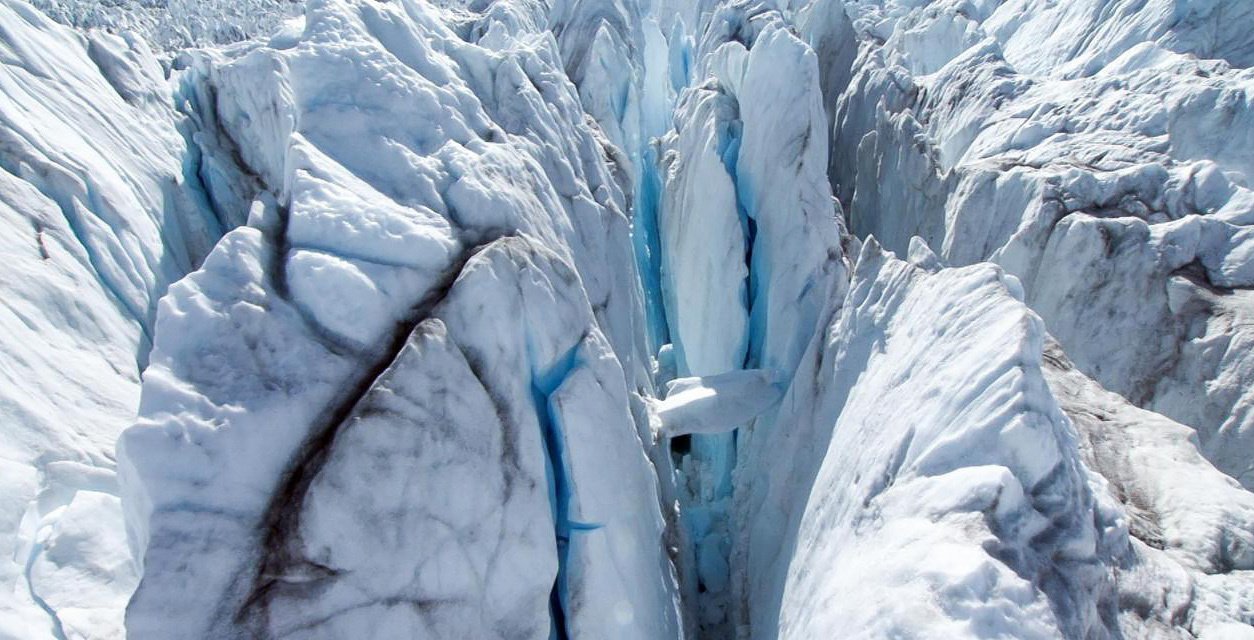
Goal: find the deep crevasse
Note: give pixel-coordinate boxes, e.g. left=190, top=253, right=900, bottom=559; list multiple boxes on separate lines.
left=649, top=7, right=850, bottom=634
left=3, top=0, right=1254, bottom=638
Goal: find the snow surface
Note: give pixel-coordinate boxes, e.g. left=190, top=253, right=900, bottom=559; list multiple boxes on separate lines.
left=2, top=0, right=1254, bottom=637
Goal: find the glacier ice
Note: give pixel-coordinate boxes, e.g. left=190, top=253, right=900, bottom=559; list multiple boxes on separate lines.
left=113, top=0, right=679, bottom=636
left=833, top=0, right=1254, bottom=491
left=776, top=243, right=1130, bottom=638
left=1, top=0, right=1254, bottom=637
left=30, top=0, right=304, bottom=50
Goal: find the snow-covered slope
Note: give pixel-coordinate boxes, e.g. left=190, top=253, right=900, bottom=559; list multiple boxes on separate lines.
left=0, top=1, right=230, bottom=636
left=3, top=0, right=1254, bottom=637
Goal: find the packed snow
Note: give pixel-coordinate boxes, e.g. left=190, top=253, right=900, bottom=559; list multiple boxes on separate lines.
left=1, top=0, right=1253, bottom=637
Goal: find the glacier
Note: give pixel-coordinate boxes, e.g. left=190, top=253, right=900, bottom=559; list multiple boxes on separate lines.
left=0, top=0, right=1253, bottom=638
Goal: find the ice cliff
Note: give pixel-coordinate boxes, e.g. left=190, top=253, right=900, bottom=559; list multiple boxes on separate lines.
left=1, top=0, right=1253, bottom=638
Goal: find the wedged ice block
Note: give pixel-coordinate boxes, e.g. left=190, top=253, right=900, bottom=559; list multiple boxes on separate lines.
left=655, top=369, right=788, bottom=437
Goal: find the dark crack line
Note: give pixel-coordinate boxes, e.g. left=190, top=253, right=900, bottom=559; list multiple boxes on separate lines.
left=23, top=540, right=68, bottom=640
left=237, top=232, right=513, bottom=628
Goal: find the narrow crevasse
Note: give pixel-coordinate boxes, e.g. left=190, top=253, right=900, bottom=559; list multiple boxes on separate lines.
left=656, top=64, right=749, bottom=639
left=622, top=0, right=1254, bottom=637
left=634, top=3, right=849, bottom=634
left=530, top=344, right=586, bottom=640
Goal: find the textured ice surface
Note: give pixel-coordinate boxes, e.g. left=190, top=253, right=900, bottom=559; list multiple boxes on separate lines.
left=834, top=0, right=1254, bottom=491
left=29, top=0, right=303, bottom=49
left=784, top=241, right=1106, bottom=638
left=0, top=1, right=225, bottom=636
left=115, top=0, right=678, bottom=636
left=773, top=243, right=1254, bottom=638
left=4, top=0, right=1254, bottom=637
left=1044, top=340, right=1254, bottom=638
